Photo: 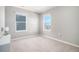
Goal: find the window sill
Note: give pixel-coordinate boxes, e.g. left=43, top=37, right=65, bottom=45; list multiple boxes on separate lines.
left=16, top=30, right=27, bottom=32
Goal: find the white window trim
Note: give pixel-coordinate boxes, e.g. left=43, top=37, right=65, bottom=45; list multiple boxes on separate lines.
left=15, top=12, right=27, bottom=32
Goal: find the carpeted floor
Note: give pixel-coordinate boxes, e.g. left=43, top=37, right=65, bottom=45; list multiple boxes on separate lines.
left=10, top=36, right=79, bottom=52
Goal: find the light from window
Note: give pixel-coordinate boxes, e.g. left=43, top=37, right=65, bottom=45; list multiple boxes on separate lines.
left=44, top=16, right=52, bottom=30
left=16, top=15, right=26, bottom=31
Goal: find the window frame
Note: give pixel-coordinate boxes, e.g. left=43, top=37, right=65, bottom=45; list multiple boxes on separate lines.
left=15, top=13, right=27, bottom=32
left=43, top=15, right=52, bottom=32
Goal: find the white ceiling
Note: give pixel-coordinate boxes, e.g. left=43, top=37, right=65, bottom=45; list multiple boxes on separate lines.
left=15, top=6, right=55, bottom=13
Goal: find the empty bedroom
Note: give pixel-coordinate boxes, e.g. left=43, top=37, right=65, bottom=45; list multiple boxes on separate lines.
left=0, top=6, right=79, bottom=52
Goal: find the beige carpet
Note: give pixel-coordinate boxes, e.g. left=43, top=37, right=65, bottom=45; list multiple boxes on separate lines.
left=10, top=36, right=79, bottom=52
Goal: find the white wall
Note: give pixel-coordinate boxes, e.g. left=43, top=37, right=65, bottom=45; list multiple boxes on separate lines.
left=5, top=6, right=39, bottom=39
left=0, top=6, right=5, bottom=35
left=41, top=6, right=79, bottom=45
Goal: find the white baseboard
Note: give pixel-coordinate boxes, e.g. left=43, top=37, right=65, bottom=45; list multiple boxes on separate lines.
left=43, top=35, right=79, bottom=48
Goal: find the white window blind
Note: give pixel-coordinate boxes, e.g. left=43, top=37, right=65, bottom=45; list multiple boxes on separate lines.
left=16, top=15, right=26, bottom=32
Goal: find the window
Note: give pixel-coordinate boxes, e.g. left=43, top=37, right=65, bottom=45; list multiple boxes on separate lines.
left=43, top=16, right=52, bottom=30
left=16, top=14, right=26, bottom=32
